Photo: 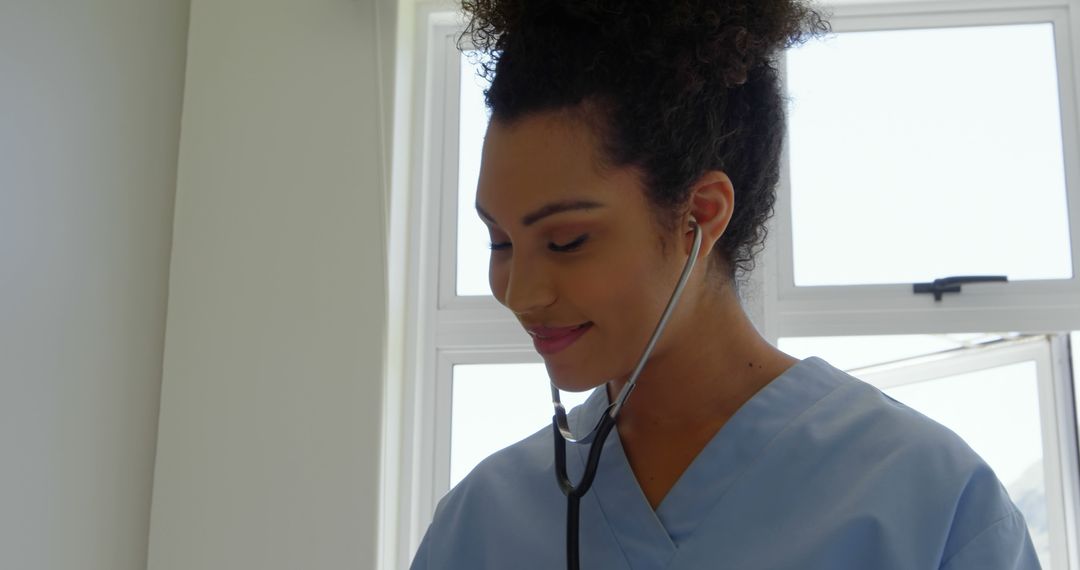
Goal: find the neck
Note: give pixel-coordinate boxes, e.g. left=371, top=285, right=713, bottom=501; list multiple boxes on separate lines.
left=607, top=282, right=798, bottom=436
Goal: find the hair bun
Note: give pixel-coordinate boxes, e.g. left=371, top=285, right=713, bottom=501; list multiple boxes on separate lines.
left=462, top=0, right=829, bottom=89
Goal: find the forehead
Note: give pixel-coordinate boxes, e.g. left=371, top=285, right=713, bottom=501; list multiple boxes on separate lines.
left=475, top=112, right=631, bottom=218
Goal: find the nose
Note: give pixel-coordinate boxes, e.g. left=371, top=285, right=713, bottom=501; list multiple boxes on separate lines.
left=497, top=254, right=556, bottom=316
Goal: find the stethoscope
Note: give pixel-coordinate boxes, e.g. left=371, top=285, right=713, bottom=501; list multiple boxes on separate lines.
left=550, top=219, right=703, bottom=570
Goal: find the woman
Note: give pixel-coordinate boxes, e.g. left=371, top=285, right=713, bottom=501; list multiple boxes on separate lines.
left=412, top=0, right=1040, bottom=568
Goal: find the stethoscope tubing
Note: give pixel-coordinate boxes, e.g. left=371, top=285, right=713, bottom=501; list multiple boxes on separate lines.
left=552, top=220, right=704, bottom=570
left=553, top=413, right=615, bottom=570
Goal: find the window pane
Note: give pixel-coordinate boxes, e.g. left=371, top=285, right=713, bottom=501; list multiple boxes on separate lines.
left=778, top=332, right=1016, bottom=371
left=786, top=24, right=1072, bottom=287
left=884, top=363, right=1050, bottom=568
left=450, top=363, right=593, bottom=487
left=456, top=51, right=495, bottom=296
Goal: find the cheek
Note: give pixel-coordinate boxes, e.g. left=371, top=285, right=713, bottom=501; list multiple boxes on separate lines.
left=577, top=252, right=659, bottom=321
left=489, top=259, right=508, bottom=302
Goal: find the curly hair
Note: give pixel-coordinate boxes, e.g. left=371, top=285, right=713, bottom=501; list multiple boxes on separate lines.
left=458, top=0, right=830, bottom=288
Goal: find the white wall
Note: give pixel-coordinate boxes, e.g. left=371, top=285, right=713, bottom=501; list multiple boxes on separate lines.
left=0, top=2, right=190, bottom=570
left=147, top=0, right=388, bottom=568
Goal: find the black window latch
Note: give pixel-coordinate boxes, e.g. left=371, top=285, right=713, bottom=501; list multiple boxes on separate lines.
left=913, top=275, right=1008, bottom=301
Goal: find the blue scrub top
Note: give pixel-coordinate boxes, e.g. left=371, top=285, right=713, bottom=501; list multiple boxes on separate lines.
left=412, top=356, right=1041, bottom=569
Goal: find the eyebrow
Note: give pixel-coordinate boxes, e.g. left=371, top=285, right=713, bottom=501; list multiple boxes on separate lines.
left=475, top=199, right=605, bottom=227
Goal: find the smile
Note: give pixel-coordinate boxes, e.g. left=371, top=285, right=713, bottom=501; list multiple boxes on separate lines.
left=530, top=322, right=593, bottom=356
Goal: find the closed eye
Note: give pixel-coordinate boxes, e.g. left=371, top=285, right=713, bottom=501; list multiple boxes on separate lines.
left=549, top=234, right=588, bottom=252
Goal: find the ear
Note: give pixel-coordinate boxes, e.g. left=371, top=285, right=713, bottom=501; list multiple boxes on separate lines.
left=684, top=170, right=734, bottom=262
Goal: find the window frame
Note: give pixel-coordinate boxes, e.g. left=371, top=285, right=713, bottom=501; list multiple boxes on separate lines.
left=390, top=8, right=540, bottom=565
left=424, top=15, right=544, bottom=494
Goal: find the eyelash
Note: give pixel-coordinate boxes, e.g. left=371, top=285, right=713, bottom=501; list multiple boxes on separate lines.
left=488, top=234, right=589, bottom=253
left=551, top=234, right=588, bottom=252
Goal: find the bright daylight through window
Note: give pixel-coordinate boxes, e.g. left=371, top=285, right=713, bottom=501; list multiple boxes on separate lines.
left=457, top=50, right=495, bottom=297
left=786, top=23, right=1072, bottom=287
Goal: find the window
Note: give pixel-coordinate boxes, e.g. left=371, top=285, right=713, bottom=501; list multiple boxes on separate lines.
left=456, top=49, right=493, bottom=297
left=391, top=1, right=1080, bottom=567
left=769, top=2, right=1080, bottom=337
left=451, top=363, right=590, bottom=486
left=390, top=15, right=599, bottom=562
left=786, top=24, right=1071, bottom=288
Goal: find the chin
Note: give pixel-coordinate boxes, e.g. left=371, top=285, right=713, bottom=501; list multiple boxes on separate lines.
left=552, top=381, right=602, bottom=394
left=544, top=363, right=604, bottom=394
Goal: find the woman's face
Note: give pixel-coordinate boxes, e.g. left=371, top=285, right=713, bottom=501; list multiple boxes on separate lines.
left=475, top=111, right=693, bottom=392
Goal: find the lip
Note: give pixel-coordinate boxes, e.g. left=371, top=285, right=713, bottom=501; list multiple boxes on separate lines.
left=527, top=322, right=593, bottom=356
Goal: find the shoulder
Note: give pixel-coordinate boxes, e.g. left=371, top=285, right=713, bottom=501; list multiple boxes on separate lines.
left=787, top=358, right=1037, bottom=566
left=411, top=422, right=565, bottom=568
left=939, top=507, right=1039, bottom=569
left=794, top=357, right=993, bottom=473
left=743, top=358, right=1004, bottom=511
left=436, top=422, right=556, bottom=520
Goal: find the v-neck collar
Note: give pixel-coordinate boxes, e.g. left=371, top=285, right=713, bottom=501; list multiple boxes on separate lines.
left=569, top=387, right=675, bottom=569
left=565, top=356, right=849, bottom=568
